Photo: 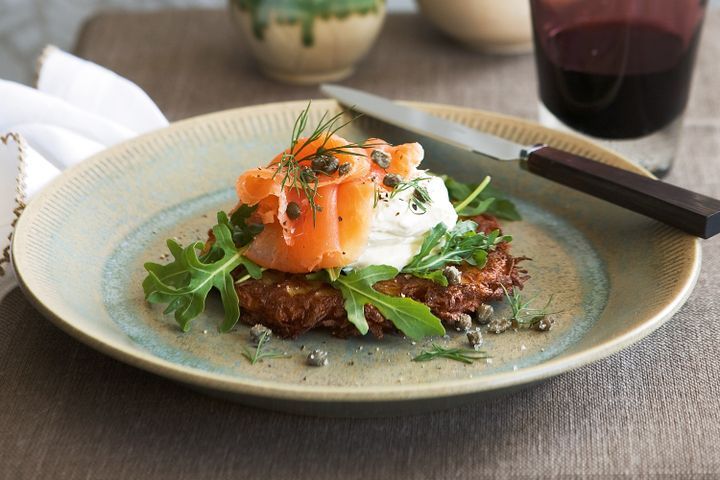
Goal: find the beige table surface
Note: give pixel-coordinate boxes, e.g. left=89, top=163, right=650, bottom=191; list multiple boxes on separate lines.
left=2, top=9, right=720, bottom=479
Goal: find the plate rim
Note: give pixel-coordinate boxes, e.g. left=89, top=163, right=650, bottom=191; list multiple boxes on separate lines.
left=11, top=99, right=702, bottom=403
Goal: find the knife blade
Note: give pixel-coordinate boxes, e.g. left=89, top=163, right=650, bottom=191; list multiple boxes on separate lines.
left=321, top=84, right=720, bottom=239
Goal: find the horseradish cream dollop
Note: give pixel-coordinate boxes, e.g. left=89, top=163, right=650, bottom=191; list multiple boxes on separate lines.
left=349, top=173, right=458, bottom=271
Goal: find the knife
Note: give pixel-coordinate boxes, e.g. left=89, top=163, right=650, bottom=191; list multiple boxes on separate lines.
left=321, top=84, right=720, bottom=239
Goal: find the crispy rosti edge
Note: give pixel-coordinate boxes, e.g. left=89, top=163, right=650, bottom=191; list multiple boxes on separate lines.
left=218, top=214, right=529, bottom=339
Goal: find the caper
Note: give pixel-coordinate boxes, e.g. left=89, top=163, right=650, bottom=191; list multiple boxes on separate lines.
left=487, top=318, right=511, bottom=334
left=307, top=349, right=329, bottom=367
left=475, top=304, right=494, bottom=325
left=383, top=173, right=402, bottom=188
left=286, top=201, right=301, bottom=220
left=370, top=149, right=391, bottom=169
left=311, top=154, right=339, bottom=174
left=299, top=167, right=317, bottom=183
left=453, top=313, right=472, bottom=331
left=467, top=329, right=483, bottom=348
left=443, top=265, right=462, bottom=285
left=532, top=315, right=555, bottom=332
left=338, top=162, right=352, bottom=176
left=249, top=324, right=271, bottom=345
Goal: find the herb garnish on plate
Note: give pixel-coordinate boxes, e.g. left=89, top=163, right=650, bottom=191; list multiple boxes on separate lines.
left=390, top=176, right=433, bottom=214
left=311, top=266, right=446, bottom=341
left=401, top=220, right=512, bottom=286
left=271, top=102, right=380, bottom=224
left=142, top=210, right=263, bottom=333
left=444, top=175, right=522, bottom=220
left=502, top=286, right=557, bottom=331
left=142, top=105, right=526, bottom=345
left=241, top=329, right=289, bottom=365
left=412, top=343, right=490, bottom=364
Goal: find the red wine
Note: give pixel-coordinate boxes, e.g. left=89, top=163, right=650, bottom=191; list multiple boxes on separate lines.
left=535, top=21, right=701, bottom=139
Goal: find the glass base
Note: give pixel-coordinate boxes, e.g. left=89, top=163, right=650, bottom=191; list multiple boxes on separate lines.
left=538, top=103, right=683, bottom=178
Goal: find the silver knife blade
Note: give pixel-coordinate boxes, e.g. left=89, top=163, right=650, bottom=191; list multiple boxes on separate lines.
left=320, top=84, right=523, bottom=161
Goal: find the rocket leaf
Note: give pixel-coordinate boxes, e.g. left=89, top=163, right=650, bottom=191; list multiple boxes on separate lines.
left=142, top=212, right=262, bottom=333
left=327, top=265, right=446, bottom=340
left=225, top=204, right=264, bottom=247
left=443, top=176, right=522, bottom=220
left=402, top=221, right=511, bottom=283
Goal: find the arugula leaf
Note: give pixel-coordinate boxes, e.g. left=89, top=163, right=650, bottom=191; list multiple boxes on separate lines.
left=402, top=221, right=511, bottom=280
left=443, top=176, right=522, bottom=220
left=484, top=196, right=522, bottom=221
left=455, top=197, right=495, bottom=216
left=410, top=270, right=449, bottom=287
left=411, top=222, right=447, bottom=264
left=143, top=212, right=262, bottom=333
left=326, top=265, right=445, bottom=340
left=223, top=204, right=264, bottom=247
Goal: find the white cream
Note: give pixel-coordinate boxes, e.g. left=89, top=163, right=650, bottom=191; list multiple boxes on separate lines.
left=350, top=173, right=458, bottom=271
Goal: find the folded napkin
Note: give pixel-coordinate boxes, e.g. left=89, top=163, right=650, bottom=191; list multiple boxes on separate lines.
left=0, top=46, right=169, bottom=300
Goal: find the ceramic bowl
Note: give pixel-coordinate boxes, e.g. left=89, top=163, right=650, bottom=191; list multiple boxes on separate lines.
left=417, top=0, right=533, bottom=54
left=229, top=0, right=386, bottom=84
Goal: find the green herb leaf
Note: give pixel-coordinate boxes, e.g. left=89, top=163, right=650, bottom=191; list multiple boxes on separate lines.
left=412, top=343, right=490, bottom=364
left=271, top=102, right=383, bottom=224
left=410, top=270, right=449, bottom=287
left=402, top=221, right=511, bottom=281
left=502, top=285, right=557, bottom=327
left=444, top=176, right=522, bottom=220
left=485, top=196, right=522, bottom=221
left=452, top=175, right=491, bottom=214
left=390, top=176, right=433, bottom=214
left=412, top=222, right=447, bottom=261
left=455, top=197, right=495, bottom=216
left=241, top=330, right=289, bottom=365
left=326, top=265, right=445, bottom=340
left=224, top=204, right=264, bottom=247
left=143, top=212, right=262, bottom=333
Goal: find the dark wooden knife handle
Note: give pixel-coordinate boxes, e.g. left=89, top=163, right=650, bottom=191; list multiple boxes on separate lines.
left=522, top=145, right=720, bottom=239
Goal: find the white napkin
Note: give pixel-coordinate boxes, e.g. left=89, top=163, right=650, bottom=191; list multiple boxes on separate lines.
left=0, top=46, right=169, bottom=300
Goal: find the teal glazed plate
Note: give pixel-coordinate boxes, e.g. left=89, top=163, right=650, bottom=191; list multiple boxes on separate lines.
left=12, top=101, right=701, bottom=416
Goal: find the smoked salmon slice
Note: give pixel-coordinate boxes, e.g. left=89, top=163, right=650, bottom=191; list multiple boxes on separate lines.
left=364, top=138, right=423, bottom=186
left=235, top=133, right=423, bottom=273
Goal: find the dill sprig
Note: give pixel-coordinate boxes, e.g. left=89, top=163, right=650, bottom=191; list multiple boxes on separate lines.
left=502, top=285, right=556, bottom=327
left=390, top=176, right=433, bottom=214
left=373, top=183, right=382, bottom=208
left=241, top=330, right=289, bottom=365
left=271, top=102, right=382, bottom=224
left=412, top=343, right=490, bottom=364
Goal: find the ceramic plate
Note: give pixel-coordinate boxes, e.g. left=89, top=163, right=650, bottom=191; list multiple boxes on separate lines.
left=12, top=100, right=700, bottom=416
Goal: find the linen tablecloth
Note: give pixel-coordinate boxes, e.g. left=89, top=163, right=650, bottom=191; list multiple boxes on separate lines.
left=2, top=10, right=719, bottom=479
